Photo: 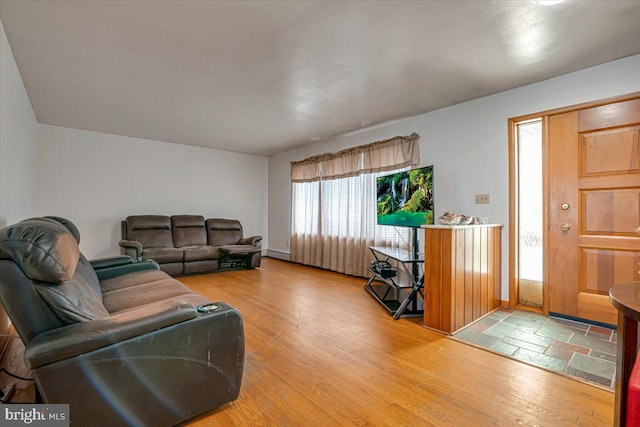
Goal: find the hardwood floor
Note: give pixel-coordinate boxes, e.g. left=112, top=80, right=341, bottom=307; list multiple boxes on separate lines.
left=182, top=258, right=613, bottom=426
left=0, top=258, right=614, bottom=425
left=0, top=335, right=33, bottom=403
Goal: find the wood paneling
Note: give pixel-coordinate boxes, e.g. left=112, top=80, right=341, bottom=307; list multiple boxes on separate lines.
left=549, top=111, right=580, bottom=316
left=580, top=248, right=638, bottom=294
left=424, top=228, right=442, bottom=329
left=577, top=292, right=618, bottom=326
left=550, top=96, right=640, bottom=324
left=454, top=229, right=465, bottom=328
left=578, top=98, right=640, bottom=132
left=582, top=189, right=640, bottom=235
left=423, top=225, right=502, bottom=334
left=480, top=226, right=489, bottom=317
left=464, top=228, right=473, bottom=324
left=579, top=174, right=640, bottom=190
left=581, top=128, right=639, bottom=177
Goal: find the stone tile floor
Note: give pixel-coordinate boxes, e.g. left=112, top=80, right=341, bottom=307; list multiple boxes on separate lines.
left=452, top=308, right=617, bottom=389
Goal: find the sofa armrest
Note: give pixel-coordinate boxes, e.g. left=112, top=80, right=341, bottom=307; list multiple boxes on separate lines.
left=239, top=235, right=262, bottom=247
left=119, top=239, right=143, bottom=259
left=25, top=300, right=198, bottom=369
left=90, top=255, right=134, bottom=270
left=95, top=259, right=159, bottom=281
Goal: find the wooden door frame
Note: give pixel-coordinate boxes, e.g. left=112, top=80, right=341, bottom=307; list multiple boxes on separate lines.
left=508, top=114, right=549, bottom=314
left=508, top=91, right=640, bottom=314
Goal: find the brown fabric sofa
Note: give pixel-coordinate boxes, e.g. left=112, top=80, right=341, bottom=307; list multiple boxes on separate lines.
left=0, top=217, right=244, bottom=426
left=119, top=215, right=262, bottom=276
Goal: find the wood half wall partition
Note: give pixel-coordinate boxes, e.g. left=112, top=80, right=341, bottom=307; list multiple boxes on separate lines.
left=422, top=224, right=503, bottom=334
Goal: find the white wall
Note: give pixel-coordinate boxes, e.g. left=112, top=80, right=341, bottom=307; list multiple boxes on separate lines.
left=37, top=125, right=268, bottom=259
left=268, top=53, right=640, bottom=300
left=0, top=21, right=39, bottom=227
left=0, top=20, right=40, bottom=343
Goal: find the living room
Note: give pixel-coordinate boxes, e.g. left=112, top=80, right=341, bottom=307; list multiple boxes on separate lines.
left=1, top=1, right=640, bottom=426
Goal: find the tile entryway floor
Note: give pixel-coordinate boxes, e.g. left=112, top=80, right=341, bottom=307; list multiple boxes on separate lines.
left=453, top=308, right=617, bottom=389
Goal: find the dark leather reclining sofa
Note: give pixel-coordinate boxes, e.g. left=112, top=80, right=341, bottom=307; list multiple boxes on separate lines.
left=119, top=215, right=262, bottom=276
left=0, top=216, right=244, bottom=426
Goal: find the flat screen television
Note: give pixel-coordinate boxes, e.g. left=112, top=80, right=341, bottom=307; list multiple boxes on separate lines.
left=376, top=165, right=434, bottom=228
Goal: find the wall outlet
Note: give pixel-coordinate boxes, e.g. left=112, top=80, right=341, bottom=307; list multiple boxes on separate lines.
left=475, top=194, right=490, bottom=204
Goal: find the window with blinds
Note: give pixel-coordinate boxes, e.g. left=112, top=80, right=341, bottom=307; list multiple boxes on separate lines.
left=290, top=134, right=420, bottom=277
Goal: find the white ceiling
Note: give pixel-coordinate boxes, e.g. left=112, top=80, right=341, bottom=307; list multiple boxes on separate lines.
left=2, top=1, right=640, bottom=156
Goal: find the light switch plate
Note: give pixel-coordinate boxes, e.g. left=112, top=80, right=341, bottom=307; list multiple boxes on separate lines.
left=475, top=194, right=490, bottom=204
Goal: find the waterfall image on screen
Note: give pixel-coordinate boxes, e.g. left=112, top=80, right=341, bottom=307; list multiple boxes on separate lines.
left=376, top=165, right=434, bottom=228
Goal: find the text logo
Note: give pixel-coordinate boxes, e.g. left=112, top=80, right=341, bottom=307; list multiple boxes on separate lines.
left=1, top=405, right=69, bottom=426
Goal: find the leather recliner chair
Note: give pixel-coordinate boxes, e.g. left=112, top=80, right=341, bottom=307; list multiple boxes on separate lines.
left=0, top=217, right=244, bottom=426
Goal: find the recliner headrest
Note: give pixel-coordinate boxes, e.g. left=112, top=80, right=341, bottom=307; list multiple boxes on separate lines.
left=126, top=215, right=171, bottom=231
left=44, top=216, right=81, bottom=243
left=206, top=218, right=242, bottom=231
left=172, top=215, right=205, bottom=228
left=0, top=218, right=80, bottom=284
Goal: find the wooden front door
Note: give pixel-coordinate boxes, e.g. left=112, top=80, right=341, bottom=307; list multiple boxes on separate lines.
left=549, top=97, right=640, bottom=325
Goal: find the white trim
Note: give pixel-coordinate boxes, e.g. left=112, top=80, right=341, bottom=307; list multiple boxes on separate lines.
left=266, top=249, right=290, bottom=261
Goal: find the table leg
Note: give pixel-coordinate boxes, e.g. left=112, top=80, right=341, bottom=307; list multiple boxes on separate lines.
left=393, top=277, right=423, bottom=320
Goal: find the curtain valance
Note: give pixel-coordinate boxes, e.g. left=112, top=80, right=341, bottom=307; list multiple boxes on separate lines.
left=291, top=133, right=420, bottom=183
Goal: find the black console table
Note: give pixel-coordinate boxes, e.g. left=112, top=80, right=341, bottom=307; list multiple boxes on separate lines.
left=364, top=246, right=424, bottom=320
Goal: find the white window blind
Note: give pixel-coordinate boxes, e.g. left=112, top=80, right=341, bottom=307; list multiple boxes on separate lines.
left=290, top=134, right=420, bottom=277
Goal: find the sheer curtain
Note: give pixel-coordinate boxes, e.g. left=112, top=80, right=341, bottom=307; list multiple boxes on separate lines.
left=290, top=133, right=420, bottom=277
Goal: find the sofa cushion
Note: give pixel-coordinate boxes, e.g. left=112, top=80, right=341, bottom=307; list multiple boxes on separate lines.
left=100, top=269, right=170, bottom=292
left=142, top=247, right=184, bottom=264
left=125, top=215, right=173, bottom=248
left=102, top=278, right=196, bottom=313
left=183, top=245, right=220, bottom=262
left=107, top=294, right=211, bottom=317
left=172, top=215, right=207, bottom=248
left=206, top=218, right=243, bottom=246
left=0, top=218, right=79, bottom=284
left=184, top=260, right=219, bottom=275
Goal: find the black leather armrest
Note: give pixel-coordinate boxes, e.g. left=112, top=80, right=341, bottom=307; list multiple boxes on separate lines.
left=25, top=300, right=198, bottom=369
left=239, top=236, right=262, bottom=247
left=118, top=239, right=143, bottom=259
left=95, top=259, right=159, bottom=281
left=90, top=255, right=133, bottom=270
